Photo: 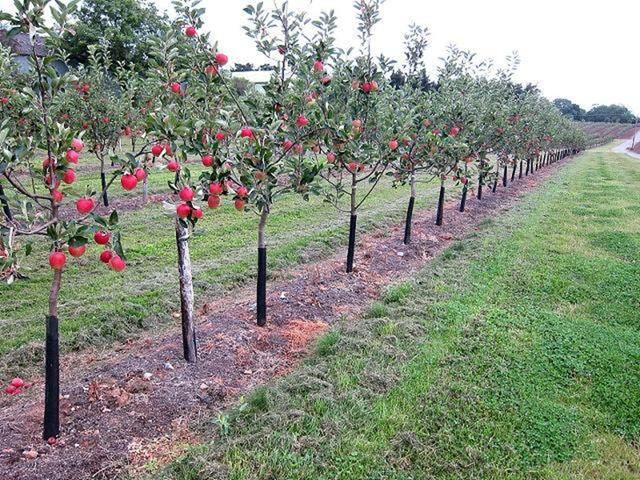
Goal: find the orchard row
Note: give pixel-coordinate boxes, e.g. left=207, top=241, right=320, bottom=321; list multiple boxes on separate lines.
left=0, top=0, right=586, bottom=441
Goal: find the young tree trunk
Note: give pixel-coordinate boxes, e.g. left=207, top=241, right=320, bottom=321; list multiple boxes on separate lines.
left=43, top=268, right=62, bottom=440
left=459, top=183, right=468, bottom=212
left=435, top=178, right=445, bottom=226
left=175, top=220, right=197, bottom=363
left=0, top=182, right=12, bottom=220
left=477, top=159, right=484, bottom=200
left=257, top=208, right=269, bottom=326
left=346, top=175, right=357, bottom=273
left=403, top=170, right=416, bottom=244
left=525, top=159, right=530, bottom=176
left=519, top=159, right=523, bottom=179
left=99, top=157, right=109, bottom=207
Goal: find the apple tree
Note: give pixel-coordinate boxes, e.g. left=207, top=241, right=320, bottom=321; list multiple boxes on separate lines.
left=0, top=0, right=129, bottom=440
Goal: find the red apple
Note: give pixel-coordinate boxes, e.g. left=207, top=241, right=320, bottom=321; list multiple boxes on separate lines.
left=94, top=230, right=110, bottom=245
left=240, top=127, right=253, bottom=139
left=185, top=25, right=197, bottom=37
left=283, top=139, right=294, bottom=151
left=10, top=378, right=24, bottom=388
left=75, top=197, right=94, bottom=214
left=192, top=207, right=203, bottom=219
left=361, top=82, right=372, bottom=94
left=215, top=131, right=226, bottom=141
left=234, top=199, right=245, bottom=211
left=134, top=168, right=147, bottom=181
left=62, top=150, right=78, bottom=166
left=52, top=189, right=63, bottom=203
left=179, top=186, right=194, bottom=202
left=151, top=144, right=164, bottom=156
left=313, top=60, right=324, bottom=72
left=449, top=126, right=460, bottom=136
left=167, top=160, right=180, bottom=172
left=236, top=186, right=248, bottom=197
left=109, top=255, right=126, bottom=272
left=326, top=152, right=336, bottom=163
left=207, top=195, right=220, bottom=209
left=296, top=115, right=309, bottom=128
left=49, top=251, right=66, bottom=270
left=71, top=138, right=84, bottom=152
left=68, top=244, right=87, bottom=257
left=201, top=155, right=214, bottom=167
left=170, top=82, right=181, bottom=94
left=176, top=203, right=192, bottom=218
left=121, top=173, right=138, bottom=191
left=389, top=139, right=399, bottom=151
left=215, top=52, right=228, bottom=66
left=205, top=64, right=218, bottom=76
left=62, top=169, right=76, bottom=184
left=5, top=385, right=18, bottom=395
left=99, top=250, right=114, bottom=263
left=209, top=182, right=224, bottom=195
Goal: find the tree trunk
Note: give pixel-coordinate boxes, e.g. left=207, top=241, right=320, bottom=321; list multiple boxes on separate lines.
left=511, top=162, right=517, bottom=182
left=436, top=179, right=445, bottom=226
left=100, top=171, right=109, bottom=207
left=175, top=220, right=197, bottom=363
left=403, top=170, right=416, bottom=244
left=0, top=182, right=12, bottom=220
left=519, top=159, right=523, bottom=179
left=346, top=174, right=357, bottom=273
left=477, top=161, right=484, bottom=200
left=257, top=209, right=268, bottom=326
left=525, top=159, right=530, bottom=176
left=459, top=184, right=468, bottom=212
left=44, top=268, right=62, bottom=440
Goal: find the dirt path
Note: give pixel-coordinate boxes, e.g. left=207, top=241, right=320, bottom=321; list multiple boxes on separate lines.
left=0, top=156, right=575, bottom=480
left=612, top=137, right=640, bottom=159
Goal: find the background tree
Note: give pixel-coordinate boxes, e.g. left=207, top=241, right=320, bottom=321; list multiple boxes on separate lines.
left=583, top=104, right=637, bottom=123
left=62, top=0, right=169, bottom=69
left=553, top=97, right=585, bottom=120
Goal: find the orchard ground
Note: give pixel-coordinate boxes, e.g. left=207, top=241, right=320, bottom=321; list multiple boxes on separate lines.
left=0, top=144, right=635, bottom=479
left=145, top=144, right=640, bottom=479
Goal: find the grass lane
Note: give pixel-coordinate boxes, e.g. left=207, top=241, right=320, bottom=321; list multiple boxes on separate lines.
left=152, top=147, right=640, bottom=479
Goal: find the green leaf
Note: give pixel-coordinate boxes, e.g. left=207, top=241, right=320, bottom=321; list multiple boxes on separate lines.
left=108, top=210, right=119, bottom=226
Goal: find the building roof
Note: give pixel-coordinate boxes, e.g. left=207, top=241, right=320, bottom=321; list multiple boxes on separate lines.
left=0, top=30, right=47, bottom=57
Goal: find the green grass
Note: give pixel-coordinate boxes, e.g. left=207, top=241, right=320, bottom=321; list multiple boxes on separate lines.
left=148, top=148, right=640, bottom=479
left=1, top=158, right=456, bottom=374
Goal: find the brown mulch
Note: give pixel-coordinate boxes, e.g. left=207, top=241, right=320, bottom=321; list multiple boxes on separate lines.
left=0, top=159, right=572, bottom=480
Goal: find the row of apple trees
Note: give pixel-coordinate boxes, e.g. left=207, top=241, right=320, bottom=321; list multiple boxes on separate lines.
left=0, top=0, right=585, bottom=440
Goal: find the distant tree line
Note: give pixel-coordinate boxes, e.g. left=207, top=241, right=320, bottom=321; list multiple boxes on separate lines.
left=553, top=98, right=637, bottom=123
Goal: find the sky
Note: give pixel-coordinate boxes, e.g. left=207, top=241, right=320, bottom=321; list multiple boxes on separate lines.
left=151, top=0, right=639, bottom=115
left=2, top=0, right=636, bottom=114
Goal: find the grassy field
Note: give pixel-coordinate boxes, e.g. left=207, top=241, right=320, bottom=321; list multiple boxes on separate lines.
left=1, top=148, right=460, bottom=374
left=150, top=146, right=640, bottom=479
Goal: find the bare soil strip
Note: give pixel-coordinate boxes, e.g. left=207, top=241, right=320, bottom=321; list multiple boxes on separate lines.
left=0, top=157, right=574, bottom=480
